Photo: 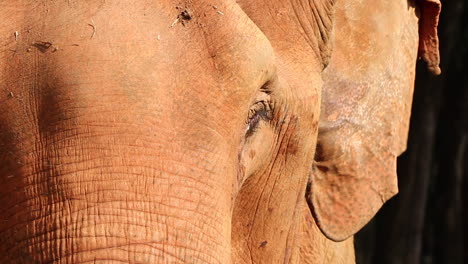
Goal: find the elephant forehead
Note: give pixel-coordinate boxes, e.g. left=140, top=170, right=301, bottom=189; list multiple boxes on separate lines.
left=0, top=1, right=283, bottom=170
left=0, top=1, right=276, bottom=112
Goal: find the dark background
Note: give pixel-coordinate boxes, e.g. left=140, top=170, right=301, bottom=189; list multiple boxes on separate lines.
left=354, top=1, right=468, bottom=263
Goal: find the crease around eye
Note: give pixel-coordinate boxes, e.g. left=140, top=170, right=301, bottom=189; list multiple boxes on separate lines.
left=245, top=100, right=273, bottom=138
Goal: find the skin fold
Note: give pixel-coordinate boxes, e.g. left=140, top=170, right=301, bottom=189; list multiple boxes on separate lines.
left=310, top=0, right=421, bottom=241
left=0, top=0, right=439, bottom=263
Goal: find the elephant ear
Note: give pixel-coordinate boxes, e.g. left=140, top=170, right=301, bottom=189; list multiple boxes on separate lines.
left=305, top=0, right=442, bottom=242
left=418, top=0, right=442, bottom=75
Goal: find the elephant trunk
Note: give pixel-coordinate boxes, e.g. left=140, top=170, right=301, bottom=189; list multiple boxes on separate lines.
left=0, top=120, right=235, bottom=263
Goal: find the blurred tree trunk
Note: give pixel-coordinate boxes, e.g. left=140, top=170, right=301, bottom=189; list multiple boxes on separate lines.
left=464, top=143, right=468, bottom=263
left=432, top=39, right=468, bottom=264
left=354, top=0, right=467, bottom=263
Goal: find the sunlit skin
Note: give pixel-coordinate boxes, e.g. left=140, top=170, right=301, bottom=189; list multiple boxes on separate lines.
left=0, top=0, right=439, bottom=263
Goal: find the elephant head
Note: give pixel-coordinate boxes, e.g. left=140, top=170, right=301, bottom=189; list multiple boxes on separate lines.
left=0, top=0, right=439, bottom=263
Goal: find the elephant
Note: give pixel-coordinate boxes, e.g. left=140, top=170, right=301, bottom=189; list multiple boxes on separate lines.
left=0, top=0, right=439, bottom=263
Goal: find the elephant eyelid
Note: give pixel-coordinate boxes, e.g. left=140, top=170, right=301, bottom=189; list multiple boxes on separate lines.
left=245, top=100, right=273, bottom=138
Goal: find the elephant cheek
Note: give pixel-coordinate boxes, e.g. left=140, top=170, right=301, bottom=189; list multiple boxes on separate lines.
left=232, top=109, right=319, bottom=263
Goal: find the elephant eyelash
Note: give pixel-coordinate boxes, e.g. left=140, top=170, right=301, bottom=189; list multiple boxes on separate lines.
left=245, top=100, right=273, bottom=138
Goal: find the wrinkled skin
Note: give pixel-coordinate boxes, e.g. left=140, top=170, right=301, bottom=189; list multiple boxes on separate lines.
left=0, top=0, right=439, bottom=263
left=308, top=0, right=441, bottom=241
left=301, top=0, right=440, bottom=261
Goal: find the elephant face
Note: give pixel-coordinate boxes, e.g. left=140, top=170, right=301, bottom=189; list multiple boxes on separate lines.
left=0, top=1, right=329, bottom=262
left=0, top=0, right=439, bottom=263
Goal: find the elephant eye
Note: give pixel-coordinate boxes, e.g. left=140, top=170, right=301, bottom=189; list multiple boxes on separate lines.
left=245, top=100, right=273, bottom=137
